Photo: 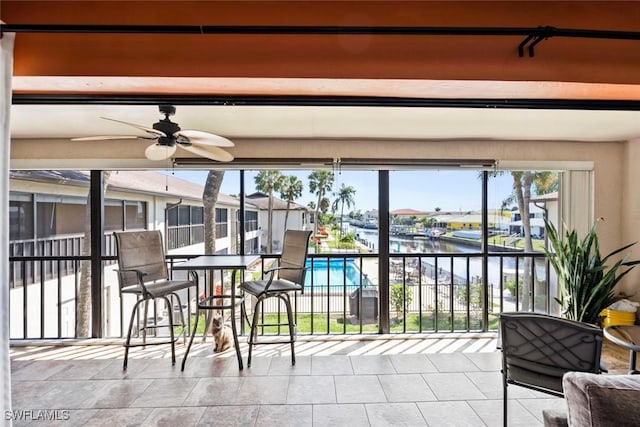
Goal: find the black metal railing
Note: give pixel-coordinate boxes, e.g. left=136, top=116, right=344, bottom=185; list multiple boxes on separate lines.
left=253, top=252, right=550, bottom=336
left=166, top=224, right=205, bottom=250
left=7, top=250, right=551, bottom=340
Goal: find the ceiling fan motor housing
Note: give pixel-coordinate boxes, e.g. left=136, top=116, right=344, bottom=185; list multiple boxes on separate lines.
left=154, top=115, right=181, bottom=146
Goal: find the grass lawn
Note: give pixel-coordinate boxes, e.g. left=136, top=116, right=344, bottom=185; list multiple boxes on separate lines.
left=244, top=313, right=379, bottom=334
left=391, top=312, right=500, bottom=332
left=186, top=311, right=500, bottom=335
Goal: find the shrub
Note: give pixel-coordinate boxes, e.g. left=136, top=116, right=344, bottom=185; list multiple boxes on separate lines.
left=390, top=284, right=413, bottom=318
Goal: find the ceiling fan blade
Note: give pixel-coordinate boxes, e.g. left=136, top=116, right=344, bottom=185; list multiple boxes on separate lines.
left=71, top=135, right=151, bottom=141
left=176, top=130, right=235, bottom=147
left=145, top=143, right=177, bottom=161
left=178, top=144, right=234, bottom=162
left=101, top=117, right=165, bottom=138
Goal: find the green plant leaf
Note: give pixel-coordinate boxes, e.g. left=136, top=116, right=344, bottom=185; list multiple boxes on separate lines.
left=545, top=218, right=638, bottom=324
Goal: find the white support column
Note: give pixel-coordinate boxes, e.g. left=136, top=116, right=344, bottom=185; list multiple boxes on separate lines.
left=1, top=28, right=15, bottom=421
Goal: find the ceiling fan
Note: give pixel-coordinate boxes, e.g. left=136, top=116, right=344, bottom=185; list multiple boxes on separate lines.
left=72, top=105, right=234, bottom=162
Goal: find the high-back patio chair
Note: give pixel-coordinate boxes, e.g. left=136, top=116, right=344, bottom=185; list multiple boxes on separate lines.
left=499, top=312, right=604, bottom=426
left=240, top=229, right=312, bottom=367
left=114, top=230, right=196, bottom=370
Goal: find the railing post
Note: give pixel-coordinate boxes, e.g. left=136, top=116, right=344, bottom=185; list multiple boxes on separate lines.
left=90, top=170, right=104, bottom=338
left=239, top=170, right=245, bottom=255
left=481, top=171, right=490, bottom=331
left=379, top=171, right=390, bottom=334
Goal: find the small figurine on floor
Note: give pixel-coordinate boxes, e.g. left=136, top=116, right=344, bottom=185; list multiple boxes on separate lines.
left=211, top=315, right=233, bottom=353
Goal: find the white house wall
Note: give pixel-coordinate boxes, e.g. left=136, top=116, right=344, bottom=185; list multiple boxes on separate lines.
left=9, top=178, right=251, bottom=338
left=258, top=208, right=308, bottom=251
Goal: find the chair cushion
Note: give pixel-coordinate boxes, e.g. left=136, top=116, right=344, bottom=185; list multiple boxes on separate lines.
left=563, top=372, right=640, bottom=427
left=507, top=363, right=564, bottom=394
left=240, top=279, right=302, bottom=296
left=507, top=356, right=573, bottom=379
left=122, top=279, right=194, bottom=298
left=542, top=408, right=569, bottom=427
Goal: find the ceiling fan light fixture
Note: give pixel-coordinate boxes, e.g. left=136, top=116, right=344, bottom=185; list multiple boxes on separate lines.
left=145, top=143, right=177, bottom=161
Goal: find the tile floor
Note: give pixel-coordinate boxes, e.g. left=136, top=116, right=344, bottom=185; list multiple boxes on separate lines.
left=10, top=333, right=571, bottom=426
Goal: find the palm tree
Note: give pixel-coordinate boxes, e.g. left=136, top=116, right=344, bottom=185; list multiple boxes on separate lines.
left=319, top=196, right=330, bottom=214
left=203, top=171, right=225, bottom=293
left=502, top=171, right=557, bottom=310
left=279, top=175, right=303, bottom=234
left=331, top=184, right=356, bottom=239
left=255, top=170, right=284, bottom=253
left=203, top=170, right=225, bottom=255
left=77, top=171, right=112, bottom=337
left=510, top=171, right=557, bottom=248
left=422, top=217, right=437, bottom=229
left=308, top=170, right=334, bottom=236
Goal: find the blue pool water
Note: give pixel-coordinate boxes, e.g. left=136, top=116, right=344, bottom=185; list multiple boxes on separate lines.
left=304, top=258, right=370, bottom=291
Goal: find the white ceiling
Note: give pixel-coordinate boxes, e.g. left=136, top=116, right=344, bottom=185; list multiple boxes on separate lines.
left=10, top=103, right=640, bottom=143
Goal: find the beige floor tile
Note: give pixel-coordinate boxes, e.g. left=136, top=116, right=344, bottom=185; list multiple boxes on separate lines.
left=9, top=337, right=525, bottom=427
left=312, top=403, right=370, bottom=427
left=196, top=405, right=259, bottom=427
left=287, top=375, right=336, bottom=404
left=335, top=375, right=387, bottom=403
left=141, top=407, right=206, bottom=427
left=256, top=404, right=313, bottom=427
left=378, top=373, right=437, bottom=402
left=366, top=402, right=428, bottom=426
left=417, top=401, right=486, bottom=427
left=310, top=355, right=354, bottom=375
left=350, top=355, right=397, bottom=374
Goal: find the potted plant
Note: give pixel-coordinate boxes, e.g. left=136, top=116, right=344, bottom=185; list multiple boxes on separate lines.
left=544, top=218, right=639, bottom=325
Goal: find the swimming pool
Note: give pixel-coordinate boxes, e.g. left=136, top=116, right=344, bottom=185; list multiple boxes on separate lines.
left=304, top=258, right=371, bottom=291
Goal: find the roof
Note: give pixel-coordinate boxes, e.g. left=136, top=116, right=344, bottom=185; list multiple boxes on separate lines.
left=108, top=170, right=203, bottom=201
left=391, top=208, right=429, bottom=216
left=434, top=214, right=484, bottom=224
left=10, top=170, right=247, bottom=208
left=531, top=192, right=559, bottom=202
left=246, top=192, right=308, bottom=211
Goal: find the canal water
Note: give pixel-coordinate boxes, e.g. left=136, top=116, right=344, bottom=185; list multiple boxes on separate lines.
left=346, top=224, right=545, bottom=289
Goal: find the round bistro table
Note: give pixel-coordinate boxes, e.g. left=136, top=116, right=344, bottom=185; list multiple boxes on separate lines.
left=603, top=324, right=640, bottom=374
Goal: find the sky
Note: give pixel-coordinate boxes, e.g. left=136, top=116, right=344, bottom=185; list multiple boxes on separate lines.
left=160, top=169, right=516, bottom=213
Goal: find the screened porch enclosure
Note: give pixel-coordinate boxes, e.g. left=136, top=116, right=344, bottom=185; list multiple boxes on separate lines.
left=7, top=167, right=575, bottom=341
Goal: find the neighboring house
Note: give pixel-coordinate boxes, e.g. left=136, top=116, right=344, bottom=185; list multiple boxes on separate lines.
left=508, top=203, right=550, bottom=238
left=391, top=208, right=431, bottom=224
left=432, top=211, right=508, bottom=232
left=9, top=170, right=261, bottom=256
left=362, top=209, right=379, bottom=228
left=509, top=191, right=559, bottom=239
left=434, top=213, right=484, bottom=231
left=8, top=170, right=266, bottom=339
left=531, top=191, right=559, bottom=228
left=245, top=192, right=312, bottom=252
